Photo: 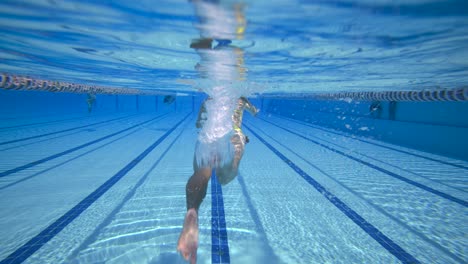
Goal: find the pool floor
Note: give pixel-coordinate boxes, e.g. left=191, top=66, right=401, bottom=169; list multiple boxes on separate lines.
left=0, top=111, right=466, bottom=264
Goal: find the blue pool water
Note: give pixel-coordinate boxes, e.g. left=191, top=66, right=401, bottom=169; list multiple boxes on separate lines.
left=1, top=1, right=468, bottom=264
left=0, top=91, right=467, bottom=264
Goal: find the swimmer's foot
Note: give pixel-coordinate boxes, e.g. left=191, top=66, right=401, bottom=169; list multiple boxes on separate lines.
left=177, top=208, right=198, bottom=264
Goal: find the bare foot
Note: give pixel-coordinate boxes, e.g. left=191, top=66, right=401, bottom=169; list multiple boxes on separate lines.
left=177, top=208, right=198, bottom=264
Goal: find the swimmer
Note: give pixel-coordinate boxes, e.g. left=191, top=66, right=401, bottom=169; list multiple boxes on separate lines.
left=178, top=1, right=251, bottom=262
left=86, top=93, right=96, bottom=113
left=389, top=101, right=397, bottom=120
left=369, top=101, right=382, bottom=118
left=177, top=96, right=258, bottom=263
left=164, top=95, right=176, bottom=104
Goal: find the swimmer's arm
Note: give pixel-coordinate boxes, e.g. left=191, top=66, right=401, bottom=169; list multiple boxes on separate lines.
left=196, top=102, right=207, bottom=128
left=241, top=97, right=259, bottom=116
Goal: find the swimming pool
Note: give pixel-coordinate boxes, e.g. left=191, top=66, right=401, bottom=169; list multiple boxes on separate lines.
left=0, top=92, right=466, bottom=264
left=1, top=1, right=467, bottom=264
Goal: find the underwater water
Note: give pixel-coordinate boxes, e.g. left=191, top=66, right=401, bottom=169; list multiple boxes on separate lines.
left=0, top=1, right=467, bottom=264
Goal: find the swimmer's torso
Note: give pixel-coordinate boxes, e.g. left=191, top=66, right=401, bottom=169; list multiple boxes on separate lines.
left=196, top=97, right=257, bottom=132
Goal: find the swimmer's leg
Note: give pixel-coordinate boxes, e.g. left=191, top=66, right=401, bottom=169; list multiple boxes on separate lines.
left=186, top=167, right=212, bottom=211
left=177, top=166, right=212, bottom=264
left=216, top=133, right=245, bottom=185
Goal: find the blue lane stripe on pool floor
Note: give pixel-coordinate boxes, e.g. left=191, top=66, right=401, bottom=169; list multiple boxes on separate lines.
left=211, top=170, right=231, bottom=264
left=0, top=113, right=169, bottom=178
left=0, top=114, right=136, bottom=146
left=259, top=118, right=468, bottom=207
left=245, top=124, right=421, bottom=264
left=0, top=113, right=191, bottom=264
left=270, top=115, right=468, bottom=170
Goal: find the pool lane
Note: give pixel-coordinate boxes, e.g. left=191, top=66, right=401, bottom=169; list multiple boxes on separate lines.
left=265, top=115, right=468, bottom=193
left=0, top=113, right=66, bottom=122
left=50, top=115, right=211, bottom=264
left=0, top=113, right=169, bottom=176
left=211, top=170, right=231, bottom=264
left=0, top=114, right=177, bottom=191
left=273, top=114, right=468, bottom=170
left=0, top=112, right=132, bottom=141
left=232, top=126, right=401, bottom=263
left=245, top=117, right=466, bottom=263
left=258, top=117, right=467, bottom=207
left=220, top=174, right=283, bottom=264
left=0, top=113, right=190, bottom=262
left=0, top=113, right=137, bottom=146
left=0, top=114, right=141, bottom=153
left=0, top=113, right=89, bottom=131
left=245, top=124, right=419, bottom=264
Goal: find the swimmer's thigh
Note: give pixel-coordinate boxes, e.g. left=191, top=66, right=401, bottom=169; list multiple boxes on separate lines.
left=215, top=133, right=246, bottom=185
